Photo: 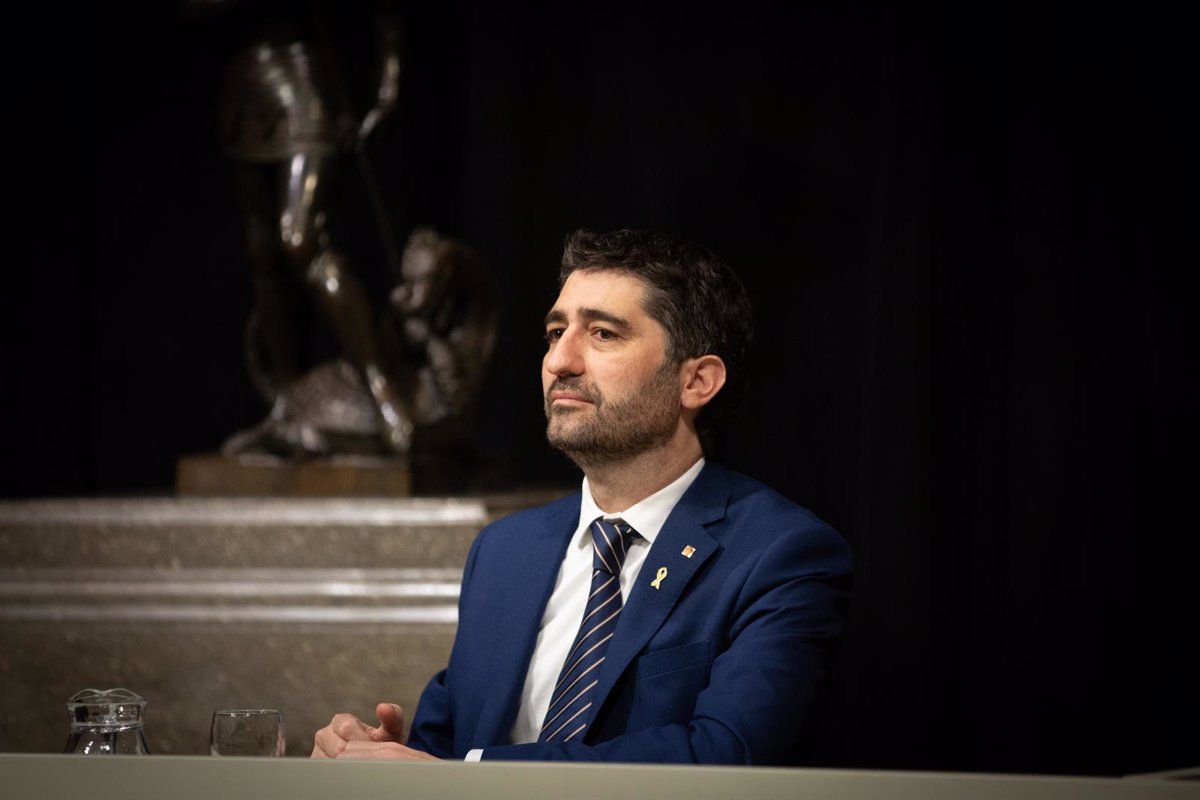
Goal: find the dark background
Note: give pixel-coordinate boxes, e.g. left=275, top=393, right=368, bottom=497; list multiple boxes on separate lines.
left=6, top=3, right=1194, bottom=777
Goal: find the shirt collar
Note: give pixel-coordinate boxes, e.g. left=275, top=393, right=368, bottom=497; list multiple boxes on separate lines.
left=577, top=457, right=706, bottom=546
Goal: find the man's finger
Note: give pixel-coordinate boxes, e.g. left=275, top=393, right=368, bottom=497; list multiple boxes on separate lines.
left=311, top=726, right=347, bottom=759
left=310, top=738, right=334, bottom=759
left=371, top=702, right=406, bottom=741
left=331, top=713, right=374, bottom=741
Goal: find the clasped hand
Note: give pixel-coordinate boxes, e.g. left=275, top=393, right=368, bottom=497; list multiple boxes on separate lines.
left=311, top=702, right=440, bottom=761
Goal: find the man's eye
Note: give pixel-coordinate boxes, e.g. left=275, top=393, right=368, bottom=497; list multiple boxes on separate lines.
left=545, top=328, right=564, bottom=343
left=592, top=328, right=617, bottom=341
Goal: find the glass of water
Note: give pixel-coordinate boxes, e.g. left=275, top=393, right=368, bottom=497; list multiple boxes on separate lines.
left=210, top=709, right=285, bottom=757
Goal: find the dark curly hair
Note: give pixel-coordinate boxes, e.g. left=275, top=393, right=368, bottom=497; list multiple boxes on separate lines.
left=559, top=228, right=754, bottom=454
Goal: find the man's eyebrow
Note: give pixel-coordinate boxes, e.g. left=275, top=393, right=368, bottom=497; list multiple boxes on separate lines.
left=579, top=308, right=631, bottom=329
left=543, top=307, right=632, bottom=330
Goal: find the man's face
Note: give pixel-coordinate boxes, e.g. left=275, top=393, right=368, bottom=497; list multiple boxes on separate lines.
left=542, top=270, right=681, bottom=467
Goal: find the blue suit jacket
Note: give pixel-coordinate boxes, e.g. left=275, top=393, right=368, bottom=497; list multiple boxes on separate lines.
left=407, top=462, right=852, bottom=764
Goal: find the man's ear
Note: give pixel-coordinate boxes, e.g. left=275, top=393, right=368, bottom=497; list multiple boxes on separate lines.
left=680, top=355, right=727, bottom=411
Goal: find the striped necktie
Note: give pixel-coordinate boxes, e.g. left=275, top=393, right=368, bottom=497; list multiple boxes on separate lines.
left=539, top=516, right=639, bottom=743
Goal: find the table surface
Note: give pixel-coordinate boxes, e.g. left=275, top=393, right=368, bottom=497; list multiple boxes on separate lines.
left=1, top=754, right=1195, bottom=800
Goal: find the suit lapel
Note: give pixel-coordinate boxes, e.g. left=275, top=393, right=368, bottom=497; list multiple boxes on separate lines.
left=588, top=464, right=731, bottom=730
left=473, top=497, right=578, bottom=746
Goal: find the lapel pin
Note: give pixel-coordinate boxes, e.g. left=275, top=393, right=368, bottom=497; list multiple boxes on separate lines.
left=681, top=545, right=696, bottom=559
left=650, top=566, right=668, bottom=590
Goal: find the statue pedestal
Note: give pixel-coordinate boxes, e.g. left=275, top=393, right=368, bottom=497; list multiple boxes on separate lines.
left=176, top=453, right=411, bottom=496
left=0, top=489, right=570, bottom=755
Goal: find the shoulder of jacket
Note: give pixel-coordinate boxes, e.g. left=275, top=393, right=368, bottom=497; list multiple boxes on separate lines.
left=477, top=491, right=580, bottom=538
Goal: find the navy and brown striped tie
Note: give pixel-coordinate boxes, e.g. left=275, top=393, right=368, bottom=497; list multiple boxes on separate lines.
left=538, top=516, right=639, bottom=743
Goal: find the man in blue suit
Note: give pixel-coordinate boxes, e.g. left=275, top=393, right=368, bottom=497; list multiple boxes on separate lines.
left=312, top=229, right=851, bottom=764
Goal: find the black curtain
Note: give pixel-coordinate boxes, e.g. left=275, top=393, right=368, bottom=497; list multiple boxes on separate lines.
left=6, top=3, right=1193, bottom=775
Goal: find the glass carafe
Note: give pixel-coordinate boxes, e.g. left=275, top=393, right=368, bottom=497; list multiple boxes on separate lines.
left=64, top=688, right=151, bottom=755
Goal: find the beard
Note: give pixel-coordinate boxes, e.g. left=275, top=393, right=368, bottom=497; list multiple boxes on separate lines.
left=544, top=360, right=680, bottom=469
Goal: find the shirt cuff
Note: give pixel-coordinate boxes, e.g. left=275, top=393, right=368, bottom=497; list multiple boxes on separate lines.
left=465, top=748, right=484, bottom=762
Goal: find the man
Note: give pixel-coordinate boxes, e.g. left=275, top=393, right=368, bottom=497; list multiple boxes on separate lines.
left=312, top=229, right=851, bottom=764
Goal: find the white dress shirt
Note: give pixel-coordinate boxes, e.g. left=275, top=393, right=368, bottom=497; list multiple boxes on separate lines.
left=465, top=457, right=705, bottom=760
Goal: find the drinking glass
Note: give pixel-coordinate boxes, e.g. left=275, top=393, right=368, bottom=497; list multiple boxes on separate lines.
left=210, top=709, right=285, bottom=756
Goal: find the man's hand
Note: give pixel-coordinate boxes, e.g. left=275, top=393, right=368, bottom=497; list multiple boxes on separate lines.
left=336, top=740, right=441, bottom=761
left=311, top=702, right=437, bottom=760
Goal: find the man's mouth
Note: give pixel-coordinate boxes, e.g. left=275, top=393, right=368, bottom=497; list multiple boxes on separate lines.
left=549, top=392, right=593, bottom=405
left=547, top=382, right=596, bottom=408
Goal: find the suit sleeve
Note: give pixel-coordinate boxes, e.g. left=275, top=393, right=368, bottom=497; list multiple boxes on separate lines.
left=405, top=525, right=486, bottom=758
left=478, top=522, right=852, bottom=764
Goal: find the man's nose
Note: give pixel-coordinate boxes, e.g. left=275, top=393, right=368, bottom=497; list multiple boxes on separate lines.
left=545, top=329, right=584, bottom=376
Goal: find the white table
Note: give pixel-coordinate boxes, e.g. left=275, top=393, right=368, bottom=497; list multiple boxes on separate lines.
left=0, top=753, right=1194, bottom=800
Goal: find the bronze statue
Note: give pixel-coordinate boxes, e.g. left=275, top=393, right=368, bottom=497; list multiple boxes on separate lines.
left=190, top=1, right=496, bottom=461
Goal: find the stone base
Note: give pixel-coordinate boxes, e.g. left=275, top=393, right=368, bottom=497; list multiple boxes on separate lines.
left=1, top=491, right=576, bottom=755
left=0, top=495, right=496, bottom=756
left=176, top=454, right=411, bottom=497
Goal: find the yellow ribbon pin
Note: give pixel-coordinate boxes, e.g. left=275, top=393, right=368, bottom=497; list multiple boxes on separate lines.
left=650, top=566, right=668, bottom=590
